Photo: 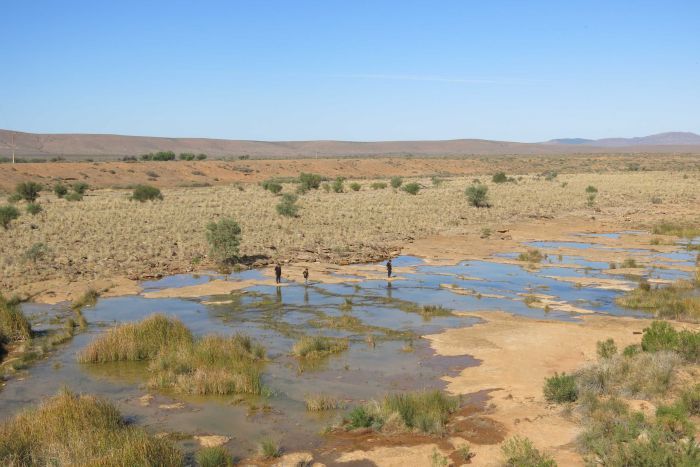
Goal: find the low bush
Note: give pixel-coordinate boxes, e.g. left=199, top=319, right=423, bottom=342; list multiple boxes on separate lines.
left=72, top=181, right=89, bottom=194
left=65, top=192, right=83, bottom=202
left=298, top=172, right=323, bottom=191
left=15, top=181, right=42, bottom=202
left=0, top=390, right=183, bottom=466
left=179, top=152, right=196, bottom=161
left=292, top=336, right=348, bottom=359
left=585, top=185, right=598, bottom=193
left=597, top=338, right=618, bottom=359
left=23, top=242, right=49, bottom=263
left=260, top=180, right=283, bottom=194
left=402, top=182, right=420, bottom=195
left=25, top=202, right=42, bottom=215
left=349, top=182, right=361, bottom=191
left=276, top=193, right=299, bottom=217
left=492, top=172, right=508, bottom=183
left=78, top=314, right=193, bottom=363
left=390, top=176, right=403, bottom=188
left=680, top=384, right=700, bottom=415
left=130, top=184, right=163, bottom=202
left=544, top=372, right=578, bottom=403
left=501, top=436, right=556, bottom=467
left=0, top=205, right=20, bottom=229
left=371, top=181, right=387, bottom=190
left=331, top=177, right=345, bottom=193
left=53, top=183, right=68, bottom=198
left=206, top=217, right=241, bottom=264
left=518, top=249, right=545, bottom=263
left=465, top=184, right=489, bottom=207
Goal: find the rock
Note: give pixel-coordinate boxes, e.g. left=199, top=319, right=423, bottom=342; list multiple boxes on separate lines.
left=194, top=435, right=231, bottom=448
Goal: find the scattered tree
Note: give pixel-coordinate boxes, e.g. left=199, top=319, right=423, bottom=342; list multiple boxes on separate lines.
left=206, top=217, right=242, bottom=264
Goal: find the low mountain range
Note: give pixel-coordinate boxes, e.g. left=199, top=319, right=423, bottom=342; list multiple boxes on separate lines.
left=1, top=129, right=699, bottom=160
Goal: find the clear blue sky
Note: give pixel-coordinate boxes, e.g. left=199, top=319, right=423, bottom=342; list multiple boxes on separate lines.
left=1, top=1, right=699, bottom=142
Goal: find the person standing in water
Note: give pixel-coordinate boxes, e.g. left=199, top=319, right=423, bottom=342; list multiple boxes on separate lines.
left=274, top=264, right=282, bottom=284
left=303, top=267, right=309, bottom=284
left=386, top=259, right=392, bottom=278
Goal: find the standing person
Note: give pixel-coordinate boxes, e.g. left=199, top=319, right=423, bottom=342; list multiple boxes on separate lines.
left=303, top=267, right=309, bottom=284
left=386, top=259, right=392, bottom=278
left=274, top=264, right=282, bottom=284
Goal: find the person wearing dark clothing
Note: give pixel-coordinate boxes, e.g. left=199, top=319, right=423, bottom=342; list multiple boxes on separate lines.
left=386, top=259, right=392, bottom=278
left=274, top=264, right=282, bottom=284
left=303, top=267, right=309, bottom=284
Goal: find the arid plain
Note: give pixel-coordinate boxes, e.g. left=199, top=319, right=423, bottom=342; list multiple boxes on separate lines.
left=1, top=154, right=700, bottom=466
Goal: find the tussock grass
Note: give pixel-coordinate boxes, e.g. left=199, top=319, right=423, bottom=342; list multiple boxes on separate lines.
left=196, top=446, right=233, bottom=467
left=0, top=389, right=183, bottom=466
left=71, top=288, right=99, bottom=310
left=501, top=436, right=556, bottom=467
left=292, top=335, right=348, bottom=359
left=517, top=249, right=545, bottom=263
left=652, top=221, right=700, bottom=238
left=616, top=281, right=700, bottom=321
left=344, top=390, right=459, bottom=436
left=148, top=334, right=265, bottom=395
left=304, top=394, right=341, bottom=411
left=258, top=438, right=281, bottom=458
left=78, top=314, right=193, bottom=363
left=0, top=294, right=32, bottom=345
left=543, top=373, right=577, bottom=403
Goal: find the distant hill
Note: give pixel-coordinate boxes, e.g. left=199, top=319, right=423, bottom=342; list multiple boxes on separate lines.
left=546, top=132, right=700, bottom=147
left=1, top=129, right=699, bottom=160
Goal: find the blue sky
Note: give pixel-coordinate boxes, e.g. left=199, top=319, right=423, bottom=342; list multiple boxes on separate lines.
left=1, top=1, right=699, bottom=141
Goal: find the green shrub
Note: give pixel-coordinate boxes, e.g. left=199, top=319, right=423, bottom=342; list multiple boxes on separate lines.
left=298, top=172, right=323, bottom=191
left=25, top=202, right=42, bottom=215
left=501, top=436, right=556, bottom=467
left=622, top=344, right=641, bottom=357
left=130, top=184, right=162, bottom=202
left=0, top=205, right=20, bottom=229
left=53, top=183, right=68, bottom=198
left=15, top=181, right=42, bottom=202
left=345, top=406, right=376, bottom=429
left=206, top=217, right=242, bottom=264
left=381, top=390, right=459, bottom=435
left=23, top=242, right=49, bottom=263
left=680, top=384, right=700, bottom=415
left=544, top=372, right=578, bottom=403
left=371, top=182, right=387, bottom=190
left=518, top=249, right=545, bottom=263
left=261, top=180, right=283, bottom=194
left=402, top=182, right=420, bottom=195
left=72, top=181, right=89, bottom=194
left=641, top=321, right=678, bottom=353
left=332, top=177, right=345, bottom=193
left=349, top=182, right=361, bottom=191
left=197, top=153, right=207, bottom=160
left=64, top=192, right=83, bottom=202
left=390, top=176, right=403, bottom=188
left=597, top=339, right=618, bottom=359
left=655, top=403, right=695, bottom=438
left=492, top=172, right=508, bottom=183
left=585, top=185, right=598, bottom=193
left=276, top=193, right=299, bottom=217
left=195, top=446, right=232, bottom=467
left=466, top=184, right=489, bottom=207
left=616, top=283, right=700, bottom=320
left=179, top=152, right=195, bottom=161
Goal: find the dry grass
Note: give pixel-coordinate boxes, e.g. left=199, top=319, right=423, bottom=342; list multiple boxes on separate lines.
left=0, top=294, right=31, bottom=346
left=1, top=170, right=699, bottom=291
left=77, top=314, right=193, bottom=363
left=148, top=334, right=266, bottom=395
left=304, top=394, right=342, bottom=411
left=616, top=281, right=700, bottom=321
left=0, top=389, right=183, bottom=466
